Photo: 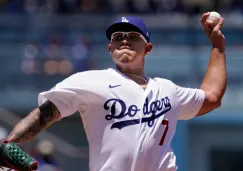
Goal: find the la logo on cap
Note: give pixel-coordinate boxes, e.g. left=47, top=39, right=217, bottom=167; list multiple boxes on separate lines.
left=122, top=17, right=129, bottom=22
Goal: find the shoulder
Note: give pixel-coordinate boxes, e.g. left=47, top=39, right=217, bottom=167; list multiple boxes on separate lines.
left=153, top=77, right=176, bottom=88
left=55, top=69, right=109, bottom=88
left=152, top=77, right=179, bottom=96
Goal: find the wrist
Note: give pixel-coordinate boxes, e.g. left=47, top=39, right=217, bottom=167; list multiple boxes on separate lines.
left=212, top=44, right=225, bottom=53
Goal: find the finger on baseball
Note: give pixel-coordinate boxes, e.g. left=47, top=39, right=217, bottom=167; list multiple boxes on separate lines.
left=213, top=18, right=224, bottom=32
left=201, top=12, right=210, bottom=25
left=205, top=20, right=214, bottom=30
left=203, top=22, right=210, bottom=33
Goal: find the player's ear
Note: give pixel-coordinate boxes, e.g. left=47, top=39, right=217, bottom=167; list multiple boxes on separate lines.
left=108, top=44, right=112, bottom=55
left=145, top=43, right=153, bottom=55
left=108, top=44, right=111, bottom=52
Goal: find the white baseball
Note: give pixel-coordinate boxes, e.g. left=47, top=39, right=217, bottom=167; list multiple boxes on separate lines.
left=206, top=11, right=221, bottom=26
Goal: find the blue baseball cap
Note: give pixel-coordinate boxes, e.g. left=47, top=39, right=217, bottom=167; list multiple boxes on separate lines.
left=106, top=16, right=150, bottom=42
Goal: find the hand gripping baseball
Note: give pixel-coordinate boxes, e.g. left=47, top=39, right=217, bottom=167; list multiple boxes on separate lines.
left=201, top=12, right=225, bottom=49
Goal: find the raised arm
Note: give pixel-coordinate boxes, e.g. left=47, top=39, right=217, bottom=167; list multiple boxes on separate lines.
left=7, top=100, right=60, bottom=143
left=196, top=12, right=227, bottom=116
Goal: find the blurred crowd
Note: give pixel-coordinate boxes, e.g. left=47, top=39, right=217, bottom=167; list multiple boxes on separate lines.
left=22, top=33, right=92, bottom=76
left=0, top=0, right=242, bottom=79
left=0, top=0, right=243, bottom=15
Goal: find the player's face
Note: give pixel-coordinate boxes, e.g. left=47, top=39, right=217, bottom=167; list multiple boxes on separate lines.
left=108, top=32, right=152, bottom=69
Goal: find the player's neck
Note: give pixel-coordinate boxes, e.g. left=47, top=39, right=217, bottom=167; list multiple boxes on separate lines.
left=116, top=65, right=145, bottom=78
left=116, top=65, right=147, bottom=86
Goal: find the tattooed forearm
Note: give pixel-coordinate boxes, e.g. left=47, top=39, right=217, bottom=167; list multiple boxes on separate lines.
left=7, top=100, right=60, bottom=143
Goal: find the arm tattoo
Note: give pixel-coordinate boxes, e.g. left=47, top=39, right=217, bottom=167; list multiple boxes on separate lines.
left=7, top=100, right=60, bottom=143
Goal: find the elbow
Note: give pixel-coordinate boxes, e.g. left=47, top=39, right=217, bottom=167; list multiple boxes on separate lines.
left=210, top=93, right=222, bottom=109
left=205, top=90, right=223, bottom=109
left=214, top=99, right=222, bottom=108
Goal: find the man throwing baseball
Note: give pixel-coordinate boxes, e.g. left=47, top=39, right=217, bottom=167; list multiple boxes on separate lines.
left=4, top=12, right=226, bottom=171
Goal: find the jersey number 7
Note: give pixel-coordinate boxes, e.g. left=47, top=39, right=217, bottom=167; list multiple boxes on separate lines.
left=159, top=120, right=169, bottom=146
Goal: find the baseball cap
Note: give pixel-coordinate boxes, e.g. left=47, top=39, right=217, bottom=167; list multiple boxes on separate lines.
left=106, top=16, right=150, bottom=42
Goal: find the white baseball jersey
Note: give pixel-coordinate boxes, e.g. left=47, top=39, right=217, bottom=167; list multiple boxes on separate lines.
left=38, top=68, right=204, bottom=171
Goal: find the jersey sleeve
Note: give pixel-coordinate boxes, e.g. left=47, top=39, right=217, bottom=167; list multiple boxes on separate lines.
left=175, top=85, right=205, bottom=120
left=38, top=73, right=89, bottom=120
